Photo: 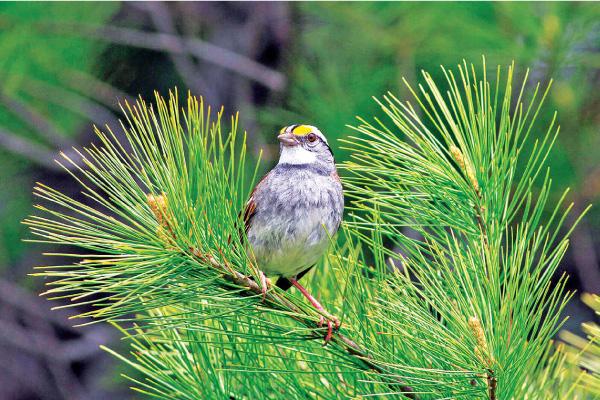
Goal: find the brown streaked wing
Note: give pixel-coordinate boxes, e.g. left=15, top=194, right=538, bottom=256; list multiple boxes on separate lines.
left=241, top=170, right=272, bottom=236
left=227, top=171, right=271, bottom=246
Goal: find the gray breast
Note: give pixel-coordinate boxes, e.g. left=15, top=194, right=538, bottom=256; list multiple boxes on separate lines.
left=247, top=164, right=343, bottom=277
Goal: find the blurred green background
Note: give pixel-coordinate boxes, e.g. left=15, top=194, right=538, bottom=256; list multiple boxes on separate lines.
left=0, top=2, right=598, bottom=399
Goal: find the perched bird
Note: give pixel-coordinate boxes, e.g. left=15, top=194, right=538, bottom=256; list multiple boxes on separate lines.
left=243, top=124, right=344, bottom=340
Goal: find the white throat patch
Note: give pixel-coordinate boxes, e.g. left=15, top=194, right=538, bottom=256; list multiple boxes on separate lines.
left=278, top=145, right=317, bottom=165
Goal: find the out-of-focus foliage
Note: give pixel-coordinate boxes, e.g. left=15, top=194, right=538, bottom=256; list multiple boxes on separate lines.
left=0, top=4, right=115, bottom=100
left=0, top=3, right=118, bottom=267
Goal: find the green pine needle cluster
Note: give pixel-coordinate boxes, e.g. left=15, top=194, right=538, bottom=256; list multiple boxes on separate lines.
left=25, top=62, right=595, bottom=399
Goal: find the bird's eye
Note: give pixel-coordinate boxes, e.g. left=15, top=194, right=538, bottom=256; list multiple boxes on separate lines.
left=307, top=133, right=318, bottom=143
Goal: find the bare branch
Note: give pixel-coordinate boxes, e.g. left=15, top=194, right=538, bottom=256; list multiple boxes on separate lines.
left=0, top=127, right=61, bottom=171
left=0, top=279, right=78, bottom=329
left=0, top=91, right=73, bottom=149
left=0, top=278, right=113, bottom=364
left=0, top=314, right=105, bottom=363
left=59, top=68, right=136, bottom=111
left=22, top=79, right=117, bottom=130
left=137, top=2, right=219, bottom=102
left=0, top=81, right=112, bottom=172
left=49, top=23, right=286, bottom=91
left=568, top=212, right=600, bottom=294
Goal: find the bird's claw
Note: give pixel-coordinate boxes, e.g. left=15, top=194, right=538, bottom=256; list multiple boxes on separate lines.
left=287, top=278, right=339, bottom=345
left=318, top=315, right=340, bottom=345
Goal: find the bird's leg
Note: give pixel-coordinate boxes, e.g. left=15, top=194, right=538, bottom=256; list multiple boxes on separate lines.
left=289, top=278, right=340, bottom=343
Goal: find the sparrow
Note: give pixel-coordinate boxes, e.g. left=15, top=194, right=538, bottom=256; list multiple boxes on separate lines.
left=242, top=124, right=344, bottom=341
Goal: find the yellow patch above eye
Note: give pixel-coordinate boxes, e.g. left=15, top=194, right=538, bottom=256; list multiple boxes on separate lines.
left=291, top=125, right=312, bottom=136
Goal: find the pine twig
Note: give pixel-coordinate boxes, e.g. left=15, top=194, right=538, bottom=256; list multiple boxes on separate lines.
left=487, top=369, right=497, bottom=400
left=191, top=247, right=418, bottom=399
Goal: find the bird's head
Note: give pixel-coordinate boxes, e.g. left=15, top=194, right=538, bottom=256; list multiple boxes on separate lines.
left=276, top=124, right=334, bottom=167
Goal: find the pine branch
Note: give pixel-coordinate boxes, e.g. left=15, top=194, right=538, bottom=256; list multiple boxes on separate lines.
left=138, top=191, right=418, bottom=397
left=341, top=59, right=587, bottom=398
left=190, top=246, right=417, bottom=398
left=191, top=243, right=417, bottom=398
left=24, top=61, right=589, bottom=399
left=24, top=90, right=416, bottom=399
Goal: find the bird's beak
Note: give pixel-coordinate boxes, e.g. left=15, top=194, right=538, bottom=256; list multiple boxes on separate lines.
left=277, top=132, right=299, bottom=147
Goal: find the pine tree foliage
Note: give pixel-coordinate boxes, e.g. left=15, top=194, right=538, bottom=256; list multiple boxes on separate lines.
left=25, top=63, right=595, bottom=399
left=341, top=61, right=587, bottom=398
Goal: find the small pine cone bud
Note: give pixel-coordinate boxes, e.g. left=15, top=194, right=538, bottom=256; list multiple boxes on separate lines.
left=450, top=145, right=466, bottom=171
left=147, top=193, right=169, bottom=226
left=469, top=316, right=494, bottom=365
left=466, top=164, right=480, bottom=193
left=468, top=316, right=486, bottom=350
left=147, top=193, right=177, bottom=244
left=450, top=145, right=480, bottom=194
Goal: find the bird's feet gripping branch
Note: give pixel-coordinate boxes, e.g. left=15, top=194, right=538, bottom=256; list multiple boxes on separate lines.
left=289, top=278, right=340, bottom=343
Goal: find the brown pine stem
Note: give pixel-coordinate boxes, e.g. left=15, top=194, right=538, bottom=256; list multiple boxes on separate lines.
left=487, top=369, right=497, bottom=400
